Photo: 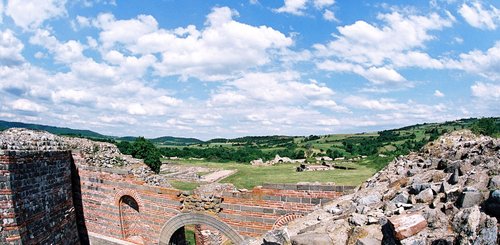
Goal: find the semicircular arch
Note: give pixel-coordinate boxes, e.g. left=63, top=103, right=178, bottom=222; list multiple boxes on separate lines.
left=158, top=213, right=244, bottom=245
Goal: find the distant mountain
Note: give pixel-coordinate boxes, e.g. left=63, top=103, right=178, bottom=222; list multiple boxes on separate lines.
left=0, top=120, right=108, bottom=139
left=150, top=136, right=204, bottom=146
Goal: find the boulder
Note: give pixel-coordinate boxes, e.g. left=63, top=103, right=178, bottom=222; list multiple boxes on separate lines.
left=350, top=213, right=367, bottom=226
left=410, top=183, right=431, bottom=194
left=355, top=237, right=380, bottom=245
left=452, top=206, right=481, bottom=243
left=290, top=233, right=332, bottom=245
left=488, top=175, right=500, bottom=190
left=415, top=188, right=434, bottom=203
left=356, top=193, right=382, bottom=206
left=388, top=213, right=427, bottom=240
left=447, top=168, right=459, bottom=185
left=456, top=188, right=482, bottom=208
left=263, top=228, right=291, bottom=245
left=391, top=192, right=409, bottom=204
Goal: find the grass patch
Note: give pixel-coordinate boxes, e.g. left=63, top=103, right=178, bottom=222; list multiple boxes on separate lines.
left=184, top=226, right=196, bottom=245
left=170, top=181, right=200, bottom=191
left=165, top=159, right=379, bottom=189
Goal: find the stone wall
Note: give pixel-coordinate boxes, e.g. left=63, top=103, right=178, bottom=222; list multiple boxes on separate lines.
left=218, top=183, right=355, bottom=237
left=0, top=150, right=79, bottom=244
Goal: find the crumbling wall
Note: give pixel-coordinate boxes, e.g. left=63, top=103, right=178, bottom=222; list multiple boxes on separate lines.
left=0, top=150, right=79, bottom=244
left=219, top=183, right=355, bottom=237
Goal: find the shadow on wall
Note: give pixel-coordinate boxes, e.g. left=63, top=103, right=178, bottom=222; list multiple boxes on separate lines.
left=71, top=160, right=90, bottom=244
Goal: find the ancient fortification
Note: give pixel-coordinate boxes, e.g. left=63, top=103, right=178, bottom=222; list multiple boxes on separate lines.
left=0, top=128, right=353, bottom=245
left=0, top=128, right=498, bottom=244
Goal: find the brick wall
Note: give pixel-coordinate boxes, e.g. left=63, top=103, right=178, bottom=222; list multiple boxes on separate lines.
left=75, top=152, right=355, bottom=243
left=218, top=183, right=355, bottom=237
left=1, top=149, right=354, bottom=244
left=0, top=150, right=79, bottom=244
left=73, top=152, right=182, bottom=244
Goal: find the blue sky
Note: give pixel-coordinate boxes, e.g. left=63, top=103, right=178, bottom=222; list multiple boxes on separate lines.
left=0, top=0, right=498, bottom=139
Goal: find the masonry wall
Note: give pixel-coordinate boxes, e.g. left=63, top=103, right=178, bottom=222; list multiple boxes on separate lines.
left=73, top=152, right=182, bottom=244
left=75, top=149, right=355, bottom=243
left=0, top=150, right=79, bottom=244
left=219, top=183, right=355, bottom=237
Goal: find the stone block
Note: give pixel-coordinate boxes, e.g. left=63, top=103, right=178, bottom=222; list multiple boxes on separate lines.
left=456, top=190, right=482, bottom=208
left=388, top=213, right=427, bottom=240
left=291, top=233, right=332, bottom=245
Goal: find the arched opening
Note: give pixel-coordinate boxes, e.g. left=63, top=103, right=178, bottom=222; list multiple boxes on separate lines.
left=119, top=195, right=143, bottom=243
left=158, top=213, right=243, bottom=245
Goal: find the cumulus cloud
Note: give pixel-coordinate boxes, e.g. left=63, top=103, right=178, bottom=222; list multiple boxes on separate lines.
left=91, top=7, right=292, bottom=81
left=434, top=90, right=445, bottom=97
left=447, top=41, right=500, bottom=80
left=0, top=29, right=24, bottom=66
left=315, top=11, right=453, bottom=86
left=471, top=82, right=500, bottom=99
left=459, top=1, right=500, bottom=30
left=275, top=0, right=308, bottom=15
left=275, top=0, right=335, bottom=16
left=29, top=29, right=85, bottom=64
left=344, top=96, right=408, bottom=111
left=10, top=99, right=47, bottom=112
left=210, top=72, right=334, bottom=105
left=5, top=0, right=67, bottom=30
left=323, top=9, right=338, bottom=22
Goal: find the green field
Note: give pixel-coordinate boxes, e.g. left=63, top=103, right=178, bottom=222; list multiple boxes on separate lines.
left=163, top=159, right=379, bottom=190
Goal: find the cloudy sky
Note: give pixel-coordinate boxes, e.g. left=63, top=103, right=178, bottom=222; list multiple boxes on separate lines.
left=0, top=0, right=499, bottom=139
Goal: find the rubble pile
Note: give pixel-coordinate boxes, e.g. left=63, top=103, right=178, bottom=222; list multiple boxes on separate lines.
left=0, top=128, right=67, bottom=151
left=260, top=130, right=499, bottom=245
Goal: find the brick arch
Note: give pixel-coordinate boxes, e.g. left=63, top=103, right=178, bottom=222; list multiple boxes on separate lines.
left=272, top=213, right=304, bottom=230
left=114, top=190, right=143, bottom=209
left=158, top=213, right=244, bottom=245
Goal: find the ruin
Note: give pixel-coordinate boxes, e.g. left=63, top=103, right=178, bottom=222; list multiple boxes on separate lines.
left=0, top=128, right=354, bottom=244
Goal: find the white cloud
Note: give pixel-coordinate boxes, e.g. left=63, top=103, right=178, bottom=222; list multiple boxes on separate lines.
left=10, top=99, right=47, bottom=112
left=0, top=29, right=24, bottom=66
left=71, top=15, right=91, bottom=30
left=0, top=1, right=4, bottom=23
left=30, top=29, right=85, bottom=64
left=434, top=90, right=445, bottom=97
left=5, top=0, right=67, bottom=30
left=448, top=41, right=500, bottom=80
left=275, top=0, right=308, bottom=15
left=344, top=96, right=408, bottom=111
left=317, top=61, right=407, bottom=85
left=323, top=9, right=338, bottom=22
left=275, top=0, right=335, bottom=16
left=471, top=82, right=500, bottom=99
left=92, top=7, right=292, bottom=81
left=314, top=11, right=453, bottom=86
left=459, top=2, right=500, bottom=30
left=313, top=0, right=335, bottom=9
left=316, top=118, right=340, bottom=126
left=309, top=99, right=348, bottom=112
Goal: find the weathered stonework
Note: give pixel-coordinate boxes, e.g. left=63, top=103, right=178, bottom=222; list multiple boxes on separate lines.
left=0, top=129, right=354, bottom=245
left=0, top=150, right=79, bottom=244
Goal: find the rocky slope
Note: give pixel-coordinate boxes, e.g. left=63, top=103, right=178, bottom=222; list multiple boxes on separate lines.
left=0, top=128, right=171, bottom=187
left=260, top=130, right=499, bottom=245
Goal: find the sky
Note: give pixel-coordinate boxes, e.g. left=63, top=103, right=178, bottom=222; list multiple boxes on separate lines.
left=0, top=0, right=499, bottom=139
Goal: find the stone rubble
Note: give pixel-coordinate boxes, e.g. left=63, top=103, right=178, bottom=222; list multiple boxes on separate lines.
left=258, top=130, right=499, bottom=245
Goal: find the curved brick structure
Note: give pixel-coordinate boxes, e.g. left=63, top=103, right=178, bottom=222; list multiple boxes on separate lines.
left=158, top=213, right=244, bottom=245
left=272, top=213, right=304, bottom=230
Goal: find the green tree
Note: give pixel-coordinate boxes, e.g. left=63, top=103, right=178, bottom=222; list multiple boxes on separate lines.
left=471, top=118, right=497, bottom=136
